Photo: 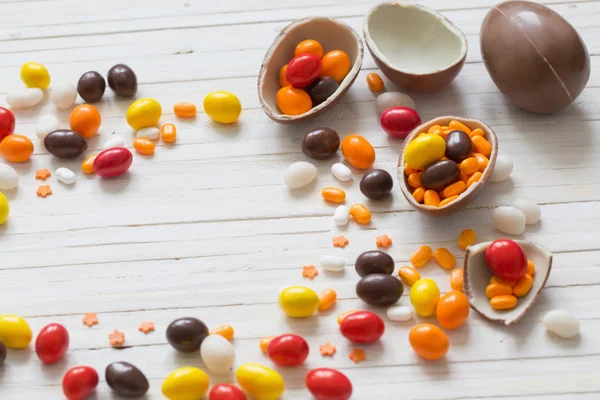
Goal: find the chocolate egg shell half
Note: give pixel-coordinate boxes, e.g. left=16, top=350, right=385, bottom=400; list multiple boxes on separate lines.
left=480, top=1, right=590, bottom=113
left=166, top=317, right=208, bottom=352
left=301, top=127, right=340, bottom=160
left=355, top=250, right=395, bottom=277
left=44, top=129, right=88, bottom=159
left=421, top=160, right=459, bottom=190
left=356, top=273, right=403, bottom=306
left=105, top=362, right=149, bottom=397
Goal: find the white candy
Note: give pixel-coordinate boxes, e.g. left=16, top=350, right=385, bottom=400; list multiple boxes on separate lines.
left=386, top=305, right=413, bottom=322
left=542, top=310, right=580, bottom=338
left=200, top=334, right=235, bottom=374
left=56, top=167, right=76, bottom=185
left=103, top=136, right=125, bottom=150
left=51, top=83, right=77, bottom=109
left=512, top=198, right=541, bottom=225
left=493, top=206, right=526, bottom=235
left=136, top=127, right=160, bottom=140
left=320, top=255, right=345, bottom=272
left=35, top=115, right=60, bottom=140
left=283, top=161, right=317, bottom=189
left=333, top=205, right=350, bottom=226
left=6, top=88, right=44, bottom=109
left=490, top=155, right=513, bottom=183
left=376, top=91, right=416, bottom=115
left=0, top=164, right=19, bottom=190
left=331, top=163, right=352, bottom=182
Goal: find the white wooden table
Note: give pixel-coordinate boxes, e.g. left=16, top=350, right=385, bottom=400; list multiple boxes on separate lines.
left=1, top=0, right=599, bottom=398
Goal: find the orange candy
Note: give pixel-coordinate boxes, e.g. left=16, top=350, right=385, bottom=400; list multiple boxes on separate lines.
left=412, top=187, right=425, bottom=203
left=470, top=128, right=484, bottom=138
left=322, top=187, right=346, bottom=203
left=474, top=153, right=488, bottom=171
left=450, top=268, right=464, bottom=291
left=321, top=50, right=351, bottom=83
left=133, top=138, right=155, bottom=155
left=443, top=181, right=466, bottom=198
left=318, top=289, right=337, bottom=311
left=398, top=266, right=420, bottom=286
left=438, top=195, right=459, bottom=207
left=276, top=86, right=312, bottom=116
left=490, top=276, right=516, bottom=287
left=407, top=172, right=422, bottom=189
left=436, top=291, right=470, bottom=329
left=434, top=248, right=456, bottom=270
left=410, top=246, right=432, bottom=268
left=260, top=336, right=275, bottom=353
left=279, top=65, right=291, bottom=87
left=409, top=323, right=449, bottom=361
left=81, top=154, right=97, bottom=174
left=70, top=104, right=101, bottom=139
left=458, top=228, right=476, bottom=250
left=173, top=102, right=197, bottom=118
left=161, top=123, right=177, bottom=143
left=0, top=134, right=34, bottom=162
left=490, top=295, right=517, bottom=310
left=341, top=135, right=375, bottom=169
left=424, top=190, right=440, bottom=207
left=294, top=39, right=324, bottom=58
left=337, top=310, right=359, bottom=324
left=460, top=157, right=479, bottom=175
left=471, top=135, right=492, bottom=156
left=404, top=163, right=416, bottom=176
left=210, top=324, right=234, bottom=341
left=512, top=274, right=533, bottom=297
left=366, top=73, right=384, bottom=92
left=466, top=171, right=482, bottom=189
left=449, top=120, right=472, bottom=135
left=486, top=283, right=512, bottom=299
left=350, top=204, right=371, bottom=224
left=527, top=260, right=536, bottom=276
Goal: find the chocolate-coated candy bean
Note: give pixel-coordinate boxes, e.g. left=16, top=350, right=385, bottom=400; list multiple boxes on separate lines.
left=359, top=169, right=393, bottom=200
left=421, top=160, right=460, bottom=190
left=35, top=323, right=69, bottom=365
left=356, top=273, right=403, bottom=306
left=93, top=147, right=133, bottom=178
left=77, top=71, right=105, bottom=103
left=301, top=127, right=339, bottom=160
left=166, top=317, right=209, bottom=352
left=307, top=76, right=339, bottom=106
left=286, top=53, right=321, bottom=88
left=63, top=366, right=99, bottom=400
left=107, top=64, right=137, bottom=97
left=306, top=368, right=353, bottom=400
left=105, top=361, right=149, bottom=397
left=339, top=311, right=385, bottom=343
left=209, top=384, right=247, bottom=400
left=380, top=107, right=421, bottom=139
left=355, top=250, right=394, bottom=277
left=445, top=130, right=473, bottom=162
left=44, top=129, right=88, bottom=159
left=267, top=333, right=309, bottom=367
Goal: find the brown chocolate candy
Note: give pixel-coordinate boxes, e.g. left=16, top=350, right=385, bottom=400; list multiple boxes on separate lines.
left=44, top=129, right=88, bottom=159
left=356, top=273, right=403, bottom=306
left=445, top=130, right=473, bottom=163
left=421, top=160, right=460, bottom=190
left=107, top=64, right=137, bottom=98
left=359, top=169, right=393, bottom=200
left=166, top=317, right=208, bottom=352
left=77, top=71, right=106, bottom=103
left=301, top=127, right=340, bottom=160
left=307, top=76, right=339, bottom=106
left=105, top=362, right=149, bottom=397
left=355, top=250, right=395, bottom=277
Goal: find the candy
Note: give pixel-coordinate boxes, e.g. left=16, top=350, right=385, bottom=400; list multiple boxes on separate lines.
left=376, top=91, right=415, bottom=115
left=260, top=336, right=274, bottom=353
left=283, top=161, right=317, bottom=189
left=267, top=334, right=309, bottom=367
left=490, top=276, right=516, bottom=287
left=321, top=50, right=351, bottom=83
left=209, top=384, right=247, bottom=400
left=542, top=310, right=580, bottom=338
left=81, top=154, right=97, bottom=174
left=450, top=268, right=464, bottom=291
left=490, top=295, right=517, bottom=310
left=332, top=235, right=348, bottom=248
left=398, top=266, right=420, bottom=286
left=434, top=248, right=456, bottom=270
left=410, top=278, right=440, bottom=317
left=490, top=155, right=513, bottom=182
left=380, top=107, right=421, bottom=139
left=337, top=310, right=359, bottom=324
left=0, top=134, right=34, bottom=162
left=136, top=126, right=160, bottom=140
left=0, top=164, right=18, bottom=190
left=174, top=102, right=197, bottom=118
left=307, top=76, right=339, bottom=106
left=322, top=187, right=346, bottom=203
left=279, top=286, right=319, bottom=317
left=355, top=250, right=394, bottom=277
left=442, top=180, right=466, bottom=198
left=161, top=123, right=177, bottom=143
left=376, top=234, right=392, bottom=248
left=350, top=204, right=371, bottom=224
left=0, top=195, right=8, bottom=224
left=63, top=366, right=99, bottom=400
left=386, top=305, right=413, bottom=322
left=209, top=324, right=234, bottom=341
left=56, top=167, right=76, bottom=185
left=466, top=172, right=482, bottom=189
left=236, top=363, right=284, bottom=400
left=512, top=274, right=533, bottom=297
left=527, top=260, right=536, bottom=276
left=474, top=153, right=489, bottom=171
left=421, top=160, right=459, bottom=190
left=486, top=283, right=512, bottom=298
left=413, top=187, right=425, bottom=203
left=318, top=289, right=337, bottom=311
left=204, top=91, right=242, bottom=123
left=424, top=190, right=440, bottom=206
left=512, top=198, right=541, bottom=224
left=331, top=163, right=352, bottom=181
left=295, top=39, right=324, bottom=58
left=404, top=134, right=446, bottom=170
left=286, top=53, right=321, bottom=88
left=35, top=323, right=69, bottom=365
left=6, top=87, right=43, bottom=109
left=20, top=62, right=50, bottom=89
left=360, top=169, right=393, bottom=200
left=0, top=107, right=15, bottom=142
left=276, top=86, right=312, bottom=115
left=493, top=206, right=526, bottom=235
left=0, top=314, right=32, bottom=348
left=341, top=134, right=375, bottom=169
left=409, top=323, right=449, bottom=360
left=460, top=157, right=479, bottom=176
left=0, top=341, right=6, bottom=364
left=70, top=104, right=102, bottom=139
left=200, top=334, right=236, bottom=374
left=133, top=138, right=155, bottom=155
left=445, top=130, right=473, bottom=162
left=166, top=317, right=209, bottom=352
left=36, top=115, right=60, bottom=140
left=410, top=245, right=432, bottom=268
left=356, top=273, right=403, bottom=306
left=366, top=73, right=384, bottom=92
left=301, top=127, right=340, bottom=160
left=279, top=65, right=290, bottom=87
left=407, top=172, right=422, bottom=188
left=51, top=83, right=77, bottom=109
left=103, top=136, right=125, bottom=150
left=333, top=205, right=350, bottom=226
left=127, top=98, right=162, bottom=130
left=340, top=311, right=384, bottom=343
left=485, top=240, right=527, bottom=281
left=471, top=135, right=492, bottom=157
left=320, top=255, right=345, bottom=272
left=436, top=291, right=470, bottom=329
left=44, top=130, right=88, bottom=159
left=93, top=147, right=132, bottom=178
left=106, top=362, right=149, bottom=397
left=107, top=64, right=137, bottom=97
left=305, top=368, right=352, bottom=400
left=162, top=367, right=210, bottom=400
left=77, top=71, right=105, bottom=102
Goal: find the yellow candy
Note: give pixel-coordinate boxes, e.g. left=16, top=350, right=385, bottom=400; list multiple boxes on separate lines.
left=404, top=134, right=446, bottom=170
left=20, top=62, right=50, bottom=90
left=236, top=363, right=284, bottom=400
left=0, top=314, right=32, bottom=348
left=204, top=91, right=241, bottom=124
left=410, top=278, right=440, bottom=317
left=162, top=366, right=209, bottom=400
left=0, top=193, right=9, bottom=225
left=126, top=98, right=162, bottom=130
left=279, top=286, right=319, bottom=317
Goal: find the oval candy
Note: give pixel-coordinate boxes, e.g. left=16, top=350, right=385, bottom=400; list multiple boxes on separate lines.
left=106, top=361, right=149, bottom=397
left=236, top=363, right=284, bottom=400
left=421, top=160, right=460, bottom=190
left=200, top=334, right=236, bottom=374
left=162, top=367, right=210, bottom=400
left=35, top=323, right=69, bottom=364
left=267, top=333, right=309, bottom=367
left=44, top=129, right=88, bottom=159
left=306, top=368, right=352, bottom=400
left=93, top=147, right=133, bottom=178
left=445, top=130, right=473, bottom=163
left=279, top=286, right=319, bottom=318
left=356, top=273, right=403, bottom=306
left=301, top=127, right=340, bottom=160
left=339, top=311, right=385, bottom=343
left=63, top=366, right=99, bottom=400
left=166, top=317, right=209, bottom=352
left=355, top=250, right=395, bottom=277
left=0, top=314, right=32, bottom=349
left=359, top=169, right=393, bottom=200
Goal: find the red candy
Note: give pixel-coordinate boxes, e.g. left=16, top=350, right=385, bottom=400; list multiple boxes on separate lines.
left=0, top=106, right=15, bottom=142
left=306, top=368, right=353, bottom=400
left=93, top=147, right=133, bottom=178
left=209, top=384, right=247, bottom=400
left=267, top=333, right=309, bottom=367
left=380, top=107, right=421, bottom=139
left=35, top=323, right=69, bottom=365
left=286, top=54, right=322, bottom=88
left=62, top=366, right=99, bottom=400
left=339, top=311, right=384, bottom=343
left=485, top=239, right=527, bottom=281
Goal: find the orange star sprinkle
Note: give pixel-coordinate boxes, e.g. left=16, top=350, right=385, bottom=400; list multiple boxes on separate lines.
left=333, top=235, right=349, bottom=248
left=320, top=342, right=336, bottom=357
left=138, top=321, right=155, bottom=334
left=302, top=265, right=319, bottom=279
left=82, top=313, right=98, bottom=327
left=349, top=348, right=366, bottom=363
left=36, top=185, right=52, bottom=198
left=109, top=330, right=125, bottom=346
left=376, top=234, right=393, bottom=249
left=35, top=169, right=51, bottom=180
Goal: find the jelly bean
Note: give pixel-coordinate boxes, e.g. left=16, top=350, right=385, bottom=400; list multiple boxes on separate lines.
left=322, top=187, right=346, bottom=203
left=469, top=128, right=484, bottom=138
left=398, top=266, right=420, bottom=286
left=36, top=114, right=60, bottom=140
left=434, top=248, right=456, bottom=270
left=386, top=305, right=413, bottom=322
left=321, top=50, right=351, bottom=83
left=404, top=134, right=446, bottom=170
left=106, top=361, right=149, bottom=397
left=279, top=286, right=319, bottom=317
left=0, top=341, right=5, bottom=364
left=460, top=157, right=479, bottom=175
left=410, top=246, right=432, bottom=268
left=56, top=167, right=76, bottom=185
left=527, top=260, right=536, bottom=276
left=307, top=76, right=339, bottom=105
left=0, top=134, right=34, bottom=162
left=318, top=289, right=337, bottom=311
left=376, top=91, right=415, bottom=115
left=490, top=276, right=516, bottom=287
left=320, top=255, right=345, bottom=272
left=436, top=291, right=470, bottom=329
left=337, top=310, right=359, bottom=325
left=438, top=195, right=459, bottom=207
left=136, top=126, right=160, bottom=140
left=107, top=64, right=137, bottom=97
left=542, top=310, right=580, bottom=338
left=333, top=205, right=350, bottom=226
left=449, top=120, right=472, bottom=135
left=412, top=187, right=425, bottom=203
left=446, top=130, right=473, bottom=163
left=166, top=317, right=209, bottom=352
left=490, top=155, right=513, bottom=182
left=0, top=164, right=18, bottom=190
left=174, top=102, right=197, bottom=118
left=341, top=134, right=375, bottom=169
left=407, top=172, right=422, bottom=188
left=52, top=83, right=77, bottom=109
left=355, top=250, right=394, bottom=277
left=279, top=65, right=290, bottom=87
left=21, top=62, right=50, bottom=89
left=63, top=366, right=99, bottom=400
left=44, top=130, right=88, bottom=159
left=260, top=336, right=274, bottom=353
left=267, top=333, right=309, bottom=367
left=350, top=204, right=371, bottom=224
left=126, top=98, right=162, bottom=130
left=200, top=334, right=236, bottom=374
left=356, top=273, right=403, bottom=306
left=78, top=71, right=106, bottom=102
left=367, top=73, right=384, bottom=92
left=204, top=91, right=242, bottom=123
left=0, top=314, right=31, bottom=348
left=460, top=169, right=469, bottom=183
left=93, top=147, right=133, bottom=178
left=409, top=323, right=449, bottom=360
left=286, top=53, right=321, bottom=88
left=276, top=86, right=312, bottom=116
left=162, top=367, right=210, bottom=400
left=490, top=295, right=517, bottom=310
left=474, top=153, right=489, bottom=171
left=450, top=268, right=464, bottom=291
left=471, top=135, right=492, bottom=157
left=283, top=161, right=317, bottom=189
left=133, top=138, right=155, bottom=155
left=0, top=107, right=15, bottom=142
left=210, top=324, right=234, bottom=341
left=380, top=107, right=421, bottom=139
left=493, top=206, right=526, bottom=235
left=35, top=323, right=69, bottom=364
left=442, top=181, right=466, bottom=198
left=331, top=163, right=352, bottom=182
left=236, top=363, right=284, bottom=400
left=6, top=87, right=43, bottom=109
left=486, top=283, right=513, bottom=299
left=209, top=384, right=247, bottom=400
left=512, top=198, right=541, bottom=225
left=421, top=160, right=459, bottom=190
left=295, top=39, right=324, bottom=58
left=103, top=136, right=125, bottom=150
left=81, top=154, right=97, bottom=174
left=466, top=171, right=482, bottom=189
left=512, top=274, right=533, bottom=297
left=302, top=127, right=340, bottom=160
left=161, top=123, right=177, bottom=143
left=340, top=311, right=384, bottom=343
left=306, top=368, right=352, bottom=400
left=410, top=278, right=440, bottom=317
left=0, top=194, right=8, bottom=225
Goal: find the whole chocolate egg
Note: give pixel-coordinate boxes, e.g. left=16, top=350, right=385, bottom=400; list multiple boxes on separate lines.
left=480, top=1, right=590, bottom=113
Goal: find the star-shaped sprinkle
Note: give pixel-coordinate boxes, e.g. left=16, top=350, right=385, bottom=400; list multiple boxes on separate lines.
left=320, top=342, right=336, bottom=357
left=36, top=185, right=52, bottom=198
left=333, top=235, right=349, bottom=248
left=35, top=169, right=51, bottom=180
left=376, top=234, right=392, bottom=248
left=109, top=330, right=125, bottom=346
left=82, top=313, right=98, bottom=327
left=349, top=348, right=366, bottom=363
left=302, top=265, right=319, bottom=279
left=138, top=321, right=155, bottom=334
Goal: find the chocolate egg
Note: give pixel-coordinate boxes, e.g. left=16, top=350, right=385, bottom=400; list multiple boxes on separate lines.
left=355, top=250, right=395, bottom=277
left=307, top=77, right=340, bottom=106
left=166, top=317, right=208, bottom=352
left=359, top=169, right=393, bottom=200
left=44, top=129, right=88, bottom=159
left=105, top=362, right=149, bottom=397
left=421, top=160, right=460, bottom=190
left=77, top=71, right=106, bottom=103
left=356, top=273, right=403, bottom=306
left=301, top=127, right=340, bottom=160
left=480, top=1, right=590, bottom=113
left=445, top=130, right=472, bottom=163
